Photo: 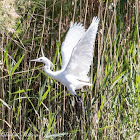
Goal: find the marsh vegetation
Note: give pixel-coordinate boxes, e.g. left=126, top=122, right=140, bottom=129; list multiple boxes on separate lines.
left=0, top=0, right=139, bottom=139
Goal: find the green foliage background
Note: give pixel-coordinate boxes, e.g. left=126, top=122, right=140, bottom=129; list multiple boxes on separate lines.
left=0, top=0, right=139, bottom=139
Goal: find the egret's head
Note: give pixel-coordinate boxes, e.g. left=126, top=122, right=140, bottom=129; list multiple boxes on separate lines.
left=30, top=57, right=54, bottom=70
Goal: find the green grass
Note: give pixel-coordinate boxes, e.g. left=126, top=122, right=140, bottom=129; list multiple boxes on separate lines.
left=0, top=0, right=139, bottom=139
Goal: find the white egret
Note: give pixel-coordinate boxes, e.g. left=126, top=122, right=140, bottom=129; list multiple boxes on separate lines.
left=31, top=17, right=99, bottom=100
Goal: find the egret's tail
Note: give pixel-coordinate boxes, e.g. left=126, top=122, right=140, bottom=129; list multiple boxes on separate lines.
left=82, top=82, right=92, bottom=87
left=76, top=81, right=92, bottom=90
left=85, top=83, right=92, bottom=86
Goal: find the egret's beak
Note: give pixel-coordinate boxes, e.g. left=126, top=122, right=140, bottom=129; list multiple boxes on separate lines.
left=30, top=58, right=40, bottom=62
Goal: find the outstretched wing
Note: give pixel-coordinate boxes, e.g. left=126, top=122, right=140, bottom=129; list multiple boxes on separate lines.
left=61, top=22, right=85, bottom=70
left=64, top=17, right=99, bottom=82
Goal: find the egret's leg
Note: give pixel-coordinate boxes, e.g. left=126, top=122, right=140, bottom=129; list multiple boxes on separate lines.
left=74, top=95, right=83, bottom=117
left=68, top=85, right=83, bottom=117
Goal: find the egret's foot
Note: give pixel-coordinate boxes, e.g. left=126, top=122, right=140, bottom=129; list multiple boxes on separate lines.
left=74, top=95, right=83, bottom=118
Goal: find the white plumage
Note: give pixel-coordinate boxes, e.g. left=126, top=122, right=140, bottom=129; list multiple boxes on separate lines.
left=31, top=17, right=99, bottom=96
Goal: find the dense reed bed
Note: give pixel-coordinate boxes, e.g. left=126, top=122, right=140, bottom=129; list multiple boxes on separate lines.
left=0, top=0, right=139, bottom=139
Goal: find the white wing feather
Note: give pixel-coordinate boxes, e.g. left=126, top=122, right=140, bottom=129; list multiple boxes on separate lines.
left=61, top=22, right=85, bottom=70
left=64, top=17, right=99, bottom=82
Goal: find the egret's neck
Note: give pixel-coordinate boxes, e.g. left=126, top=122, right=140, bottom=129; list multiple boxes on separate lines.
left=44, top=65, right=58, bottom=80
